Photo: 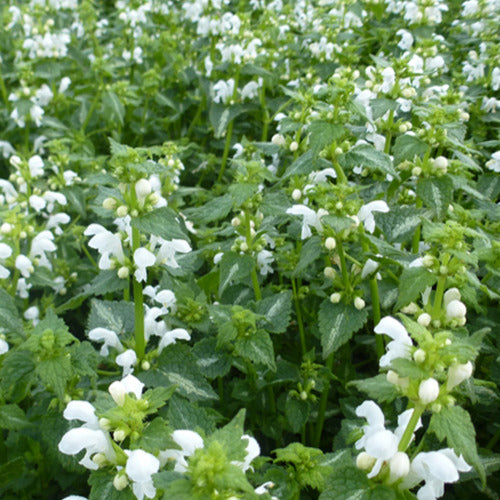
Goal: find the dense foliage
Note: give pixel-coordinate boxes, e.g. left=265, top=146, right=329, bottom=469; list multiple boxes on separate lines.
left=0, top=0, right=499, bottom=499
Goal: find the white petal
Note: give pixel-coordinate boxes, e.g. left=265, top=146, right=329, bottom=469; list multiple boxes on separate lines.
left=172, top=429, right=204, bottom=455
left=126, top=449, right=160, bottom=483
left=158, top=328, right=190, bottom=353
left=365, top=429, right=399, bottom=461
left=412, top=451, right=460, bottom=483
left=356, top=400, right=385, bottom=428
left=0, top=243, right=13, bottom=258
left=116, top=349, right=137, bottom=376
left=63, top=401, right=98, bottom=427
left=374, top=316, right=411, bottom=343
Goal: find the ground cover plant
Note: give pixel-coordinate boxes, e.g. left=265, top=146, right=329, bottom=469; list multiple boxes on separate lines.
left=0, top=0, right=499, bottom=499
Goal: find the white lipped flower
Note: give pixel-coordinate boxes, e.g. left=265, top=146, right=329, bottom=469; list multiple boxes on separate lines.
left=355, top=400, right=400, bottom=478
left=0, top=336, right=9, bottom=355
left=15, top=254, right=34, bottom=278
left=157, top=328, right=191, bottom=353
left=28, top=155, right=44, bottom=177
left=29, top=230, right=57, bottom=269
left=87, top=327, right=124, bottom=356
left=232, top=434, right=260, bottom=472
left=159, top=429, right=204, bottom=472
left=58, top=400, right=116, bottom=470
left=257, top=249, right=274, bottom=276
left=357, top=200, right=389, bottom=234
left=154, top=237, right=191, bottom=269
left=108, top=374, right=145, bottom=406
left=418, top=378, right=440, bottom=405
left=143, top=286, right=177, bottom=313
left=84, top=224, right=125, bottom=270
left=124, top=449, right=160, bottom=500
left=116, top=349, right=137, bottom=376
left=0, top=242, right=13, bottom=278
left=405, top=448, right=471, bottom=500
left=134, top=247, right=156, bottom=282
left=286, top=204, right=328, bottom=239
left=374, top=316, right=413, bottom=368
left=447, top=362, right=473, bottom=391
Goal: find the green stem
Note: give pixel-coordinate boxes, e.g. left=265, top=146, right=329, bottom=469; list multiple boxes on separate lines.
left=186, top=94, right=206, bottom=138
left=431, top=274, right=447, bottom=320
left=82, top=88, right=101, bottom=132
left=291, top=278, right=307, bottom=355
left=0, top=69, right=8, bottom=107
left=384, top=109, right=394, bottom=154
left=260, top=82, right=269, bottom=142
left=337, top=240, right=350, bottom=292
left=132, top=226, right=145, bottom=360
left=411, top=198, right=423, bottom=253
left=123, top=279, right=130, bottom=301
left=370, top=277, right=384, bottom=358
left=313, top=353, right=334, bottom=447
left=398, top=404, right=425, bottom=452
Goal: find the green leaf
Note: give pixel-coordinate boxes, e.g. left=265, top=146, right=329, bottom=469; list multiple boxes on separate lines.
left=153, top=470, right=185, bottom=491
left=0, top=288, right=23, bottom=334
left=134, top=417, right=173, bottom=453
left=235, top=329, right=276, bottom=371
left=282, top=150, right=316, bottom=179
left=393, top=134, right=429, bottom=165
left=36, top=354, right=72, bottom=400
left=209, top=103, right=248, bottom=138
left=308, top=121, right=345, bottom=156
left=184, top=194, right=233, bottom=224
left=89, top=471, right=135, bottom=500
left=340, top=144, right=396, bottom=177
left=348, top=374, right=399, bottom=403
left=256, top=291, right=293, bottom=333
left=285, top=395, right=310, bottom=433
left=193, top=337, right=232, bottom=379
left=87, top=299, right=135, bottom=335
left=0, top=457, right=25, bottom=491
left=140, top=344, right=217, bottom=401
left=376, top=206, right=424, bottom=243
left=0, top=404, right=30, bottom=430
left=429, top=406, right=485, bottom=484
left=0, top=350, right=35, bottom=401
left=395, top=266, right=438, bottom=310
left=318, top=301, right=368, bottom=358
left=131, top=206, right=189, bottom=241
left=218, top=252, right=255, bottom=296
left=292, top=235, right=322, bottom=277
left=167, top=394, right=219, bottom=434
left=370, top=98, right=398, bottom=120
left=208, top=409, right=247, bottom=462
left=102, top=90, right=125, bottom=126
left=87, top=270, right=127, bottom=296
left=417, top=176, right=454, bottom=218
left=390, top=358, right=427, bottom=379
left=229, top=182, right=257, bottom=207
left=322, top=215, right=356, bottom=234
left=320, top=463, right=369, bottom=500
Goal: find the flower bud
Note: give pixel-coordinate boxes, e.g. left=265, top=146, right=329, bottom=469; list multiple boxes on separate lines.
left=141, top=360, right=151, bottom=371
left=109, top=381, right=126, bottom=406
left=388, top=452, right=410, bottom=483
left=0, top=223, right=12, bottom=234
left=289, top=141, right=299, bottom=152
left=292, top=189, right=302, bottom=201
left=231, top=217, right=241, bottom=227
left=446, top=300, right=466, bottom=320
left=443, top=288, right=461, bottom=306
left=99, top=418, right=112, bottom=431
left=401, top=302, right=418, bottom=314
left=102, top=197, right=116, bottom=210
left=356, top=452, right=376, bottom=471
left=92, top=452, right=107, bottom=466
left=117, top=266, right=129, bottom=279
left=324, top=266, right=336, bottom=279
left=447, top=361, right=473, bottom=390
left=419, top=378, right=440, bottom=405
left=330, top=292, right=341, bottom=304
left=135, top=179, right=152, bottom=200
left=116, top=205, right=128, bottom=217
left=413, top=349, right=426, bottom=364
left=433, top=156, right=448, bottom=171
left=325, top=237, right=336, bottom=250
left=417, top=313, right=431, bottom=327
left=240, top=241, right=248, bottom=252
left=113, top=474, right=129, bottom=491
left=271, top=133, right=286, bottom=146
left=354, top=297, right=365, bottom=310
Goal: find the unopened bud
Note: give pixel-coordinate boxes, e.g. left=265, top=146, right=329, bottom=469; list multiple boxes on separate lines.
left=419, top=378, right=440, bottom=405
left=231, top=217, right=241, bottom=227
left=113, top=429, right=127, bottom=442
left=271, top=133, right=286, bottom=146
left=413, top=349, right=426, bottom=364
left=356, top=452, right=376, bottom=471
left=388, top=452, right=410, bottom=483
left=0, top=223, right=12, bottom=234
left=102, top=197, right=116, bottom=210
left=443, top=288, right=461, bottom=306
left=117, top=266, right=129, bottom=279
left=433, top=156, right=448, bottom=171
left=325, top=237, right=336, bottom=250
left=141, top=360, right=151, bottom=371
left=135, top=178, right=152, bottom=200
left=289, top=141, right=299, bottom=152
left=354, top=297, right=365, bottom=310
left=292, top=188, right=302, bottom=201
left=113, top=474, right=129, bottom=491
left=417, top=313, right=431, bottom=327
left=446, top=300, right=466, bottom=319
left=109, top=381, right=126, bottom=406
left=330, top=292, right=341, bottom=304
left=116, top=205, right=128, bottom=217
left=99, top=418, right=111, bottom=431
left=422, top=255, right=434, bottom=268
left=447, top=361, right=473, bottom=390
left=324, top=266, right=336, bottom=279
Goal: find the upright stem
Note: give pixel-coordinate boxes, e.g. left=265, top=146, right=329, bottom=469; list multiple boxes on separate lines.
left=384, top=109, right=394, bottom=154
left=291, top=278, right=307, bottom=355
left=412, top=198, right=423, bottom=253
left=132, top=226, right=145, bottom=360
left=336, top=240, right=350, bottom=293
left=431, top=274, right=447, bottom=320
left=314, top=353, right=334, bottom=447
left=260, top=82, right=269, bottom=142
left=398, top=404, right=425, bottom=452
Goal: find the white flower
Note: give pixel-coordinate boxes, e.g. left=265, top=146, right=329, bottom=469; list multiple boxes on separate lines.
left=286, top=204, right=327, bottom=239
left=355, top=401, right=400, bottom=478
left=418, top=378, right=440, bottom=405
left=47, top=212, right=71, bottom=235
left=29, top=194, right=46, bottom=212
left=87, top=327, right=124, bottom=356
left=159, top=429, right=204, bottom=472
left=125, top=449, right=160, bottom=500
left=408, top=449, right=471, bottom=500
left=447, top=362, right=473, bottom=391
left=486, top=151, right=500, bottom=173
left=374, top=316, right=413, bottom=368
left=116, top=349, right=137, bottom=376
left=213, top=78, right=235, bottom=104
left=241, top=81, right=260, bottom=100
left=58, top=401, right=116, bottom=470
left=43, top=191, right=67, bottom=212
left=155, top=238, right=191, bottom=269
left=397, top=29, right=414, bottom=50
left=0, top=242, right=13, bottom=279
left=257, top=249, right=274, bottom=276
left=108, top=374, right=144, bottom=406
left=158, top=328, right=191, bottom=353
left=357, top=201, right=389, bottom=233
left=0, top=337, right=9, bottom=355
left=144, top=286, right=177, bottom=313
left=15, top=254, right=34, bottom=278
left=84, top=224, right=125, bottom=270
left=28, top=155, right=44, bottom=177
left=134, top=247, right=156, bottom=282
left=445, top=300, right=466, bottom=320
left=59, top=76, right=71, bottom=93
left=381, top=67, right=396, bottom=94
left=30, top=230, right=57, bottom=269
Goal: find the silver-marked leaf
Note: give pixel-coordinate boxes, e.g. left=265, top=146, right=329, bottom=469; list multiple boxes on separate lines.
left=417, top=176, right=454, bottom=218
left=219, top=252, right=255, bottom=296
